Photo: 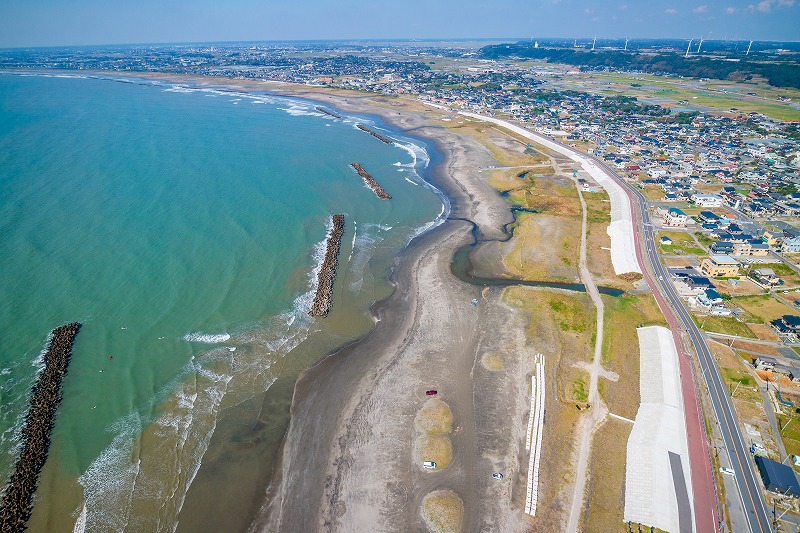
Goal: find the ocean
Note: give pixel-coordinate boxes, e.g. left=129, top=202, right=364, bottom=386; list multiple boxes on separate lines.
left=0, top=73, right=445, bottom=531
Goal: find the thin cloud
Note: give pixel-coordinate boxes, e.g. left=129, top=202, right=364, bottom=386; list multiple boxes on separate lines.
left=693, top=4, right=708, bottom=12
left=725, top=6, right=740, bottom=13
left=664, top=7, right=678, bottom=14
left=749, top=0, right=795, bottom=11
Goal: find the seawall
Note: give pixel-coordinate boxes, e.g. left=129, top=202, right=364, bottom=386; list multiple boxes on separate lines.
left=0, top=322, right=82, bottom=532
left=351, top=163, right=391, bottom=200
left=309, top=214, right=345, bottom=317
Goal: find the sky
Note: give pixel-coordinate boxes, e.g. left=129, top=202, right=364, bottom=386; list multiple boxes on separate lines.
left=1, top=0, right=798, bottom=48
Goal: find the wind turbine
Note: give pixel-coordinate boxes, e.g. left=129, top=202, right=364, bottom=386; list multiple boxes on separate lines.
left=592, top=35, right=596, bottom=51
left=696, top=36, right=704, bottom=53
left=624, top=38, right=629, bottom=51
left=685, top=39, right=694, bottom=58
left=746, top=40, right=753, bottom=56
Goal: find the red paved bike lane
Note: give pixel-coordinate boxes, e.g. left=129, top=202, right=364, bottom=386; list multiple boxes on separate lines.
left=622, top=178, right=719, bottom=533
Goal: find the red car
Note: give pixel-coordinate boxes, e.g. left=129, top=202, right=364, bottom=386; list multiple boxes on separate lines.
left=425, top=390, right=438, bottom=396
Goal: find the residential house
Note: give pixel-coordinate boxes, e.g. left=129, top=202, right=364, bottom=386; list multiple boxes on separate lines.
left=691, top=194, right=724, bottom=208
left=750, top=268, right=783, bottom=288
left=700, top=254, right=740, bottom=278
left=664, top=208, right=689, bottom=227
left=782, top=237, right=800, bottom=254
left=733, top=240, right=771, bottom=257
left=710, top=241, right=734, bottom=254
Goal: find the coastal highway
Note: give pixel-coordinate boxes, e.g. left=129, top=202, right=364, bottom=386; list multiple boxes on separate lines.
left=591, top=156, right=773, bottom=533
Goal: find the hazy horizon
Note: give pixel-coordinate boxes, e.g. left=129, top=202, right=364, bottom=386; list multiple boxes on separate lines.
left=2, top=0, right=798, bottom=48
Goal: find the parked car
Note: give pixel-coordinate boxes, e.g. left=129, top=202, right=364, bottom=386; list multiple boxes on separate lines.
left=492, top=473, right=503, bottom=480
left=425, top=390, right=438, bottom=396
left=422, top=461, right=436, bottom=469
left=720, top=467, right=735, bottom=476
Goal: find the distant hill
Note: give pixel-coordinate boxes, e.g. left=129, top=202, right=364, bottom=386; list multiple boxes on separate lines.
left=478, top=44, right=800, bottom=89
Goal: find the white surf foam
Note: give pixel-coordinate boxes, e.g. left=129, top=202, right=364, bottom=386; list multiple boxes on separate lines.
left=182, top=333, right=231, bottom=344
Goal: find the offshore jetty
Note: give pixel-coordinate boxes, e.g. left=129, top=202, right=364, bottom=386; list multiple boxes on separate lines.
left=309, top=214, right=345, bottom=317
left=356, top=124, right=394, bottom=145
left=351, top=163, right=391, bottom=200
left=315, top=106, right=341, bottom=119
left=0, top=322, right=81, bottom=532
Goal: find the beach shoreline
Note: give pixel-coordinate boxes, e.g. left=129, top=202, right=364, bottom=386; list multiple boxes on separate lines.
left=16, top=69, right=532, bottom=531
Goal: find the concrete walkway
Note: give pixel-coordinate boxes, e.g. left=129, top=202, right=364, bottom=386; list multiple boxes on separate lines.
left=760, top=385, right=789, bottom=462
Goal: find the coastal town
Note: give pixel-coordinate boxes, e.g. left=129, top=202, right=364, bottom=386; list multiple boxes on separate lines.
left=4, top=37, right=800, bottom=533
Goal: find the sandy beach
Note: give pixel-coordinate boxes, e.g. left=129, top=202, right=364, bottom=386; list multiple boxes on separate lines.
left=60, top=71, right=600, bottom=531
left=218, top=87, right=541, bottom=531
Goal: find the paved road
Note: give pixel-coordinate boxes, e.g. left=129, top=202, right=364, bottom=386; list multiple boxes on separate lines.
left=599, top=159, right=773, bottom=533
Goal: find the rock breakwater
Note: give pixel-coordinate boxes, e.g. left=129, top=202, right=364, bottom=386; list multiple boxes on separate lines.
left=351, top=163, right=391, bottom=200
left=356, top=124, right=393, bottom=145
left=0, top=322, right=81, bottom=532
left=315, top=106, right=341, bottom=119
left=309, top=214, right=345, bottom=317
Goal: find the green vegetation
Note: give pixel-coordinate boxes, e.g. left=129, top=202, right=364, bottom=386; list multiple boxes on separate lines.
left=692, top=315, right=757, bottom=338
left=657, top=231, right=705, bottom=256
left=478, top=45, right=800, bottom=89
left=571, top=375, right=589, bottom=402
left=549, top=297, right=590, bottom=333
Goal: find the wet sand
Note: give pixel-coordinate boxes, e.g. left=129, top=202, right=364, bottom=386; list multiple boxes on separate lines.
left=60, top=71, right=538, bottom=531
left=242, top=90, right=536, bottom=532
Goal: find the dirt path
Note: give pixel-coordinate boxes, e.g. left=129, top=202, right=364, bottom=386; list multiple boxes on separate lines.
left=565, top=184, right=610, bottom=533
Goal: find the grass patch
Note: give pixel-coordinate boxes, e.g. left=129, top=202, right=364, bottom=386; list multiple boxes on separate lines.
left=584, top=420, right=632, bottom=532
left=415, top=398, right=454, bottom=434
left=549, top=295, right=591, bottom=333
left=729, top=294, right=795, bottom=324
left=693, top=315, right=757, bottom=338
left=481, top=351, right=503, bottom=371
left=416, top=435, right=453, bottom=470
left=421, top=490, right=464, bottom=533
left=695, top=232, right=714, bottom=247
left=657, top=231, right=705, bottom=255
left=571, top=375, right=589, bottom=402
left=601, top=294, right=667, bottom=419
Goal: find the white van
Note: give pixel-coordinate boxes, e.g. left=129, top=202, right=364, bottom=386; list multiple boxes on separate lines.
left=422, top=461, right=436, bottom=469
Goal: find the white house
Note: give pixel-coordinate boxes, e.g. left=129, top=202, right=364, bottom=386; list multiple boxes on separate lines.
left=690, top=194, right=723, bottom=208
left=664, top=208, right=689, bottom=227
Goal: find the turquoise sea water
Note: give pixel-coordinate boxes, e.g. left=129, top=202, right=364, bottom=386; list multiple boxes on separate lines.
left=0, top=73, right=445, bottom=530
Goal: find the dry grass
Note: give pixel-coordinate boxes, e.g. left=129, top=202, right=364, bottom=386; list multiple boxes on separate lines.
left=420, top=490, right=465, bottom=533
left=713, top=278, right=764, bottom=297
left=444, top=120, right=548, bottom=167
left=583, top=419, right=632, bottom=532
left=503, top=286, right=592, bottom=531
left=503, top=214, right=581, bottom=282
left=731, top=294, right=796, bottom=324
left=693, top=315, right=758, bottom=338
left=728, top=339, right=782, bottom=358
left=747, top=323, right=783, bottom=342
left=481, top=351, right=504, bottom=371
left=415, top=398, right=454, bottom=434
left=586, top=221, right=620, bottom=287
left=601, top=294, right=667, bottom=420
left=415, top=435, right=454, bottom=470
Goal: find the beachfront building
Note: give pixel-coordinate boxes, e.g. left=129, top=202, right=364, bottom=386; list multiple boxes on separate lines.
left=700, top=254, right=740, bottom=278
